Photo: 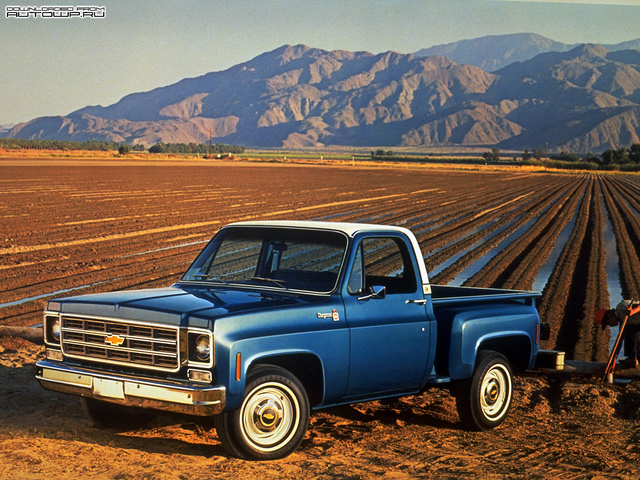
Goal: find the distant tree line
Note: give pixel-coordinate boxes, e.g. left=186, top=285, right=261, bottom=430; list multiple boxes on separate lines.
left=0, top=138, right=144, bottom=151
left=371, top=149, right=394, bottom=158
left=148, top=142, right=245, bottom=154
left=363, top=145, right=640, bottom=171
left=0, top=138, right=244, bottom=156
left=483, top=148, right=501, bottom=162
left=520, top=143, right=640, bottom=171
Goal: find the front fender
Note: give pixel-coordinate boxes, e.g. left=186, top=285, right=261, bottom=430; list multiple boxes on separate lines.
left=222, top=331, right=349, bottom=410
left=210, top=296, right=349, bottom=410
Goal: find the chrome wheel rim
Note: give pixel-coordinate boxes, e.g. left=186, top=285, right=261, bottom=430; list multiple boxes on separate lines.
left=240, top=382, right=300, bottom=452
left=480, top=364, right=511, bottom=420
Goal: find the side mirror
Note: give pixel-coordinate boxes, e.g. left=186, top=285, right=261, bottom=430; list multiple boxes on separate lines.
left=357, top=285, right=386, bottom=301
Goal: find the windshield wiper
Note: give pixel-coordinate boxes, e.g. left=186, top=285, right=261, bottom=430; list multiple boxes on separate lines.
left=190, top=274, right=230, bottom=285
left=250, top=276, right=287, bottom=289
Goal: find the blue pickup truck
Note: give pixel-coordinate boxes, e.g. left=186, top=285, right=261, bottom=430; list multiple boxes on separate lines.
left=36, top=221, right=546, bottom=460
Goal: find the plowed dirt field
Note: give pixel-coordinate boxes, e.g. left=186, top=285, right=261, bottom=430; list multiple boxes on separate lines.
left=2, top=156, right=640, bottom=479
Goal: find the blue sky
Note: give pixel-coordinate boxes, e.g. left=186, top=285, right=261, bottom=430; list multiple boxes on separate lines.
left=1, top=0, right=640, bottom=125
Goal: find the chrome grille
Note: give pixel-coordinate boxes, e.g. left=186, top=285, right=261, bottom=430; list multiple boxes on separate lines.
left=60, top=315, right=180, bottom=372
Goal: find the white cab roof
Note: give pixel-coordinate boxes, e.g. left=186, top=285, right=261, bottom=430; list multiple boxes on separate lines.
left=227, top=220, right=411, bottom=237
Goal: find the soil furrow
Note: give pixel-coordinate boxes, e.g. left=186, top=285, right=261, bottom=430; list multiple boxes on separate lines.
left=600, top=177, right=640, bottom=299
left=464, top=176, right=586, bottom=290
left=431, top=178, right=578, bottom=285
left=538, top=178, right=609, bottom=361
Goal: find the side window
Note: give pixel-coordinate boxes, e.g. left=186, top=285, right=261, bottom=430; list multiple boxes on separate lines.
left=348, top=237, right=417, bottom=295
left=347, top=243, right=364, bottom=294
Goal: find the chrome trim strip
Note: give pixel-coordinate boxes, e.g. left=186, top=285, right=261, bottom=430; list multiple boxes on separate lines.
left=62, top=339, right=178, bottom=358
left=63, top=328, right=178, bottom=345
left=35, top=360, right=225, bottom=416
left=58, top=311, right=180, bottom=330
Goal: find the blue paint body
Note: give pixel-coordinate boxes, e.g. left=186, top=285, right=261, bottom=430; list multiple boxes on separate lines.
left=42, top=221, right=542, bottom=413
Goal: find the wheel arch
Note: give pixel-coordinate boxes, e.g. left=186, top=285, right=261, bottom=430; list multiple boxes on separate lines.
left=450, top=332, right=533, bottom=380
left=249, top=353, right=325, bottom=408
left=477, top=334, right=532, bottom=372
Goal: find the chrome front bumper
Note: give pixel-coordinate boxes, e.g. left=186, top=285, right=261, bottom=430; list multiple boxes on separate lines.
left=35, top=360, right=226, bottom=416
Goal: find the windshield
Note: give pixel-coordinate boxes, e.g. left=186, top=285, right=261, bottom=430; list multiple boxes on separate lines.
left=181, top=226, right=348, bottom=293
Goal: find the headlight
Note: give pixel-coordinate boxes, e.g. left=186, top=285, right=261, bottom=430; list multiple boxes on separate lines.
left=51, top=318, right=61, bottom=341
left=195, top=335, right=211, bottom=361
left=44, top=314, right=61, bottom=345
left=188, top=331, right=213, bottom=365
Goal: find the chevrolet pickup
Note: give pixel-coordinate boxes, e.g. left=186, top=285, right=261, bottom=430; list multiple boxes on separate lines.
left=36, top=221, right=547, bottom=460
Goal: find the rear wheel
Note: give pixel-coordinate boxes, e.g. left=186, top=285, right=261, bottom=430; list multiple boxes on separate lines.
left=215, top=365, right=310, bottom=460
left=81, top=397, right=157, bottom=430
left=456, top=351, right=513, bottom=430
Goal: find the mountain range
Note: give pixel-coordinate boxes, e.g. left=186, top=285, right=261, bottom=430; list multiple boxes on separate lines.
left=414, top=33, right=640, bottom=72
left=6, top=33, right=640, bottom=153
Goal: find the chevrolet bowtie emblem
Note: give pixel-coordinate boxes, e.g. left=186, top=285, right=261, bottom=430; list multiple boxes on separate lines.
left=105, top=334, right=125, bottom=346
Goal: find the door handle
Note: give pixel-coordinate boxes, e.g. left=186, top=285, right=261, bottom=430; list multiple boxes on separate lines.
left=406, top=299, right=427, bottom=305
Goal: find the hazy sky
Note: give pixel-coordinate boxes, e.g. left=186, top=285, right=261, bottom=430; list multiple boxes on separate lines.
left=2, top=0, right=640, bottom=125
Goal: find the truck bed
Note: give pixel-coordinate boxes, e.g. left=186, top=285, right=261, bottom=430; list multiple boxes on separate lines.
left=430, top=284, right=540, bottom=307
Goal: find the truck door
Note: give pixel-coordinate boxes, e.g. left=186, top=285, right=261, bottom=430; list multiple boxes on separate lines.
left=342, top=234, right=431, bottom=398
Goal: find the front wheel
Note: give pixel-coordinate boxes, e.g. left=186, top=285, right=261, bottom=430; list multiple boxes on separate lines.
left=214, top=365, right=310, bottom=460
left=455, top=351, right=513, bottom=431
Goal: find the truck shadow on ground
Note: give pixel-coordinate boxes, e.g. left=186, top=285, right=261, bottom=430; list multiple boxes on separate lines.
left=0, top=361, right=228, bottom=459
left=103, top=420, right=229, bottom=458
left=318, top=396, right=460, bottom=432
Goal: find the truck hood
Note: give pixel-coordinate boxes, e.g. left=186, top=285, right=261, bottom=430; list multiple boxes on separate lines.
left=48, top=285, right=328, bottom=328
